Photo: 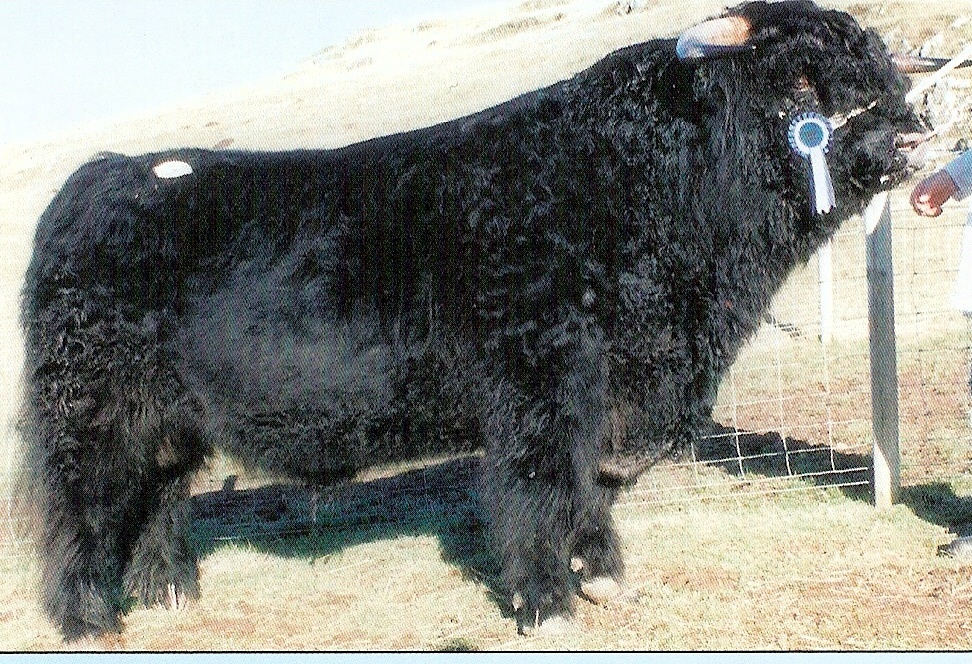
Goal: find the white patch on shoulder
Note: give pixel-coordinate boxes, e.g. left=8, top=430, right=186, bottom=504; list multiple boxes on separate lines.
left=152, top=160, right=194, bottom=179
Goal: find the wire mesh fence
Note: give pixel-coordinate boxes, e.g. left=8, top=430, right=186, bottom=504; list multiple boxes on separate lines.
left=625, top=222, right=877, bottom=506
left=634, top=190, right=972, bottom=505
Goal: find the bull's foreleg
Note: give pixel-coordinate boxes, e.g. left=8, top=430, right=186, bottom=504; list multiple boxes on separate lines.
left=482, top=467, right=576, bottom=633
left=480, top=337, right=619, bottom=633
left=566, top=385, right=626, bottom=606
left=569, top=484, right=626, bottom=605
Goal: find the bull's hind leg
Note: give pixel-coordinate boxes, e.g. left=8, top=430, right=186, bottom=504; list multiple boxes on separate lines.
left=27, top=396, right=203, bottom=639
left=26, top=428, right=136, bottom=639
left=22, top=299, right=204, bottom=639
left=123, top=432, right=205, bottom=611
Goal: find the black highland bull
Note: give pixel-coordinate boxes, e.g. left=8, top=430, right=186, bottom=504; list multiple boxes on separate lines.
left=21, top=0, right=928, bottom=639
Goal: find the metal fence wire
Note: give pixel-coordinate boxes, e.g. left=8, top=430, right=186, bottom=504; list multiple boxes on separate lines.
left=633, top=190, right=972, bottom=506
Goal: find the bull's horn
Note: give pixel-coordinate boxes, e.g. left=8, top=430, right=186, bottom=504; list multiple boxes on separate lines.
left=676, top=16, right=753, bottom=61
left=893, top=53, right=972, bottom=73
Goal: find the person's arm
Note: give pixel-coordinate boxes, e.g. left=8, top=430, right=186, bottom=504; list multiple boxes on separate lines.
left=943, top=150, right=972, bottom=201
left=911, top=150, right=972, bottom=216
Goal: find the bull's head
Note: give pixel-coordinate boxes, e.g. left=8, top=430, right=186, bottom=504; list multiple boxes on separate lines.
left=674, top=0, right=963, bottom=209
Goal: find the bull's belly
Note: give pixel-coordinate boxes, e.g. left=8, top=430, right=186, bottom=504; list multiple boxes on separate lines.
left=174, top=300, right=484, bottom=484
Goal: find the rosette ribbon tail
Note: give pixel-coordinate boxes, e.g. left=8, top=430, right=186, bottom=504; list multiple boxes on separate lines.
left=809, top=148, right=835, bottom=214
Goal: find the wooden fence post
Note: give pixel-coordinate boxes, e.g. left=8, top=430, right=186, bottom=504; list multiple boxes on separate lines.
left=865, top=192, right=900, bottom=508
left=818, top=239, right=834, bottom=345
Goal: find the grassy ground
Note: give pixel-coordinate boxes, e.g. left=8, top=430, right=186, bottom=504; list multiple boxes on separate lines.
left=3, top=472, right=972, bottom=650
left=3, top=0, right=972, bottom=652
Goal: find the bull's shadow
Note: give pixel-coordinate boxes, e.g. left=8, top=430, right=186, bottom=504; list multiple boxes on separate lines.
left=186, top=426, right=868, bottom=597
left=692, top=422, right=872, bottom=500
left=188, top=456, right=507, bottom=609
left=187, top=424, right=972, bottom=603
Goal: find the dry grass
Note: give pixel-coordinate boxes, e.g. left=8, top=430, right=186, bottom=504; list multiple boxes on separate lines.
left=4, top=476, right=972, bottom=650
left=3, top=0, right=972, bottom=651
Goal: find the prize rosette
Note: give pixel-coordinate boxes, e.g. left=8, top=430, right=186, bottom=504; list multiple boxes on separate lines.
left=788, top=112, right=836, bottom=214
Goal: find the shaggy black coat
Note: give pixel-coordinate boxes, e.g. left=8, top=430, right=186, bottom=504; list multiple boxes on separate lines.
left=21, top=0, right=920, bottom=639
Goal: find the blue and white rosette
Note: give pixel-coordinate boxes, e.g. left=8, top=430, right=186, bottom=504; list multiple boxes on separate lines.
left=788, top=112, right=836, bottom=215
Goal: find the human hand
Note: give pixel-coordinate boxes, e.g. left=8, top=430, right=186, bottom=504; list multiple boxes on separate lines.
left=910, top=169, right=958, bottom=217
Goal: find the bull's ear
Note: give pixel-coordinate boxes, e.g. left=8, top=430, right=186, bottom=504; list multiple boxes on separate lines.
left=676, top=16, right=753, bottom=61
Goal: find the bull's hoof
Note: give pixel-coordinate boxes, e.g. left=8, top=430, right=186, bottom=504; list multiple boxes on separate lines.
left=124, top=569, right=200, bottom=612
left=512, top=591, right=575, bottom=637
left=60, top=612, right=123, bottom=643
left=579, top=576, right=624, bottom=605
left=166, top=583, right=195, bottom=611
left=938, top=535, right=972, bottom=558
left=62, top=633, right=117, bottom=651
left=518, top=614, right=575, bottom=637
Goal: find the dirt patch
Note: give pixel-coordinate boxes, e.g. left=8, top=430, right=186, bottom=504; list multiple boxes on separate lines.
left=660, top=567, right=740, bottom=593
left=770, top=565, right=972, bottom=649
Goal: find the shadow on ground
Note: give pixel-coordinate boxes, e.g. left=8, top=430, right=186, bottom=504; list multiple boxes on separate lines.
left=900, top=483, right=972, bottom=539
left=188, top=456, right=507, bottom=622
left=186, top=424, right=972, bottom=622
left=694, top=423, right=872, bottom=500
left=695, top=423, right=972, bottom=542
